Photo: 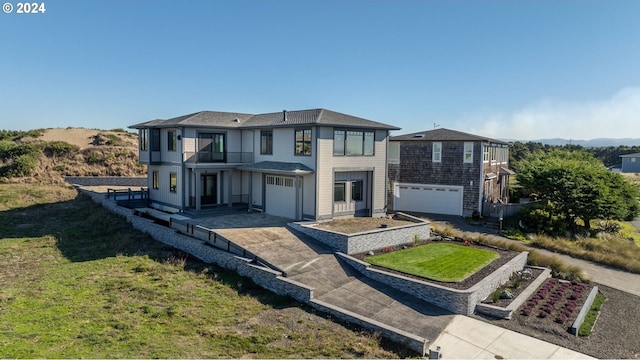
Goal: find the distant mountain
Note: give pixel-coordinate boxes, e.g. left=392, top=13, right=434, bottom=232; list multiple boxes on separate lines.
left=501, top=138, right=640, bottom=147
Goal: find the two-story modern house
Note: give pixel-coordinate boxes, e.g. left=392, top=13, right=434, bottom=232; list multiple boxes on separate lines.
left=130, top=109, right=399, bottom=221
left=387, top=128, right=513, bottom=217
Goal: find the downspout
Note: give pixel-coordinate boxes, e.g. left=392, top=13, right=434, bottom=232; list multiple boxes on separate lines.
left=180, top=127, right=186, bottom=211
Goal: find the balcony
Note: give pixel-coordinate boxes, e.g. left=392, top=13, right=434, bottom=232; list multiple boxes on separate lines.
left=183, top=151, right=253, bottom=164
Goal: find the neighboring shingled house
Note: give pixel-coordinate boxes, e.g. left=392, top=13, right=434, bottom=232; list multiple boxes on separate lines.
left=620, top=153, right=640, bottom=173
left=387, top=128, right=513, bottom=217
left=130, top=109, right=399, bottom=220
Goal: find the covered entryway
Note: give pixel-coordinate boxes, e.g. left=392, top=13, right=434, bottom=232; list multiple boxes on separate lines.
left=394, top=182, right=463, bottom=216
left=265, top=175, right=296, bottom=219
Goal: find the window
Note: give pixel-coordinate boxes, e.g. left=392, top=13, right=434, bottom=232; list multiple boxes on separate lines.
left=351, top=181, right=363, bottom=201
left=491, top=147, right=497, bottom=163
left=432, top=142, right=442, bottom=162
left=295, top=129, right=312, bottom=156
left=387, top=142, right=400, bottom=164
left=168, top=130, right=176, bottom=151
left=464, top=142, right=473, bottom=163
left=334, top=129, right=375, bottom=156
left=198, top=133, right=225, bottom=162
left=364, top=131, right=374, bottom=155
left=483, top=145, right=489, bottom=162
left=151, top=129, right=160, bottom=151
left=334, top=182, right=346, bottom=202
left=333, top=130, right=345, bottom=155
left=632, top=158, right=636, bottom=163
left=260, top=130, right=273, bottom=155
left=152, top=171, right=159, bottom=189
left=139, top=129, right=148, bottom=150
left=169, top=173, right=177, bottom=193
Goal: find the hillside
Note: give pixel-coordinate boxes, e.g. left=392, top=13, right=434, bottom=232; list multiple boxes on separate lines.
left=0, top=128, right=146, bottom=184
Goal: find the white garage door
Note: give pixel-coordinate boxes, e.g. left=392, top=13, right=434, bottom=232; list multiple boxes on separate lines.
left=394, top=183, right=463, bottom=216
left=265, top=175, right=296, bottom=219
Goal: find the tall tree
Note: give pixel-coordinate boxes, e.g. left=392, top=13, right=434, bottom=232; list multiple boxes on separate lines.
left=515, top=149, right=640, bottom=233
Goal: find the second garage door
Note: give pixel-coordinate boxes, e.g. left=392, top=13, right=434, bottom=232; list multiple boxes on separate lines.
left=265, top=175, right=297, bottom=219
left=394, top=183, right=463, bottom=216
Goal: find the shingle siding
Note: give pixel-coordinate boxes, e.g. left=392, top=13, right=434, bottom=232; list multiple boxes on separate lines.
left=388, top=141, right=481, bottom=216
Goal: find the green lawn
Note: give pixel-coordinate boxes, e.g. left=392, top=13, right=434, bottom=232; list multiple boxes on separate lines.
left=365, top=243, right=499, bottom=282
left=0, top=184, right=402, bottom=359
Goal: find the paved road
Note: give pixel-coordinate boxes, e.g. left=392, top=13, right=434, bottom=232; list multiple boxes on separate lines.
left=425, top=215, right=640, bottom=297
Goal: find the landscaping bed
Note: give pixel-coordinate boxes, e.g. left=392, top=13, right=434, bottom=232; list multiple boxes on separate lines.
left=474, top=284, right=640, bottom=359
left=314, top=215, right=416, bottom=234
left=354, top=238, right=518, bottom=290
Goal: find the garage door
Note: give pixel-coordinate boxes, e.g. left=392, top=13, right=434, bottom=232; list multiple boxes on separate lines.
left=265, top=175, right=296, bottom=219
left=394, top=183, right=463, bottom=216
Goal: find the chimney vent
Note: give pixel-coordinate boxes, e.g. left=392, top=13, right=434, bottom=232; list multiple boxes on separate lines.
left=283, top=110, right=287, bottom=122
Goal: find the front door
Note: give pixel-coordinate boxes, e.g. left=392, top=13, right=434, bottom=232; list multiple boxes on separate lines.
left=201, top=174, right=217, bottom=205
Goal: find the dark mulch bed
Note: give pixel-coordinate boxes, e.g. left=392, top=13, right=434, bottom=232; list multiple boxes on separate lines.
left=353, top=238, right=518, bottom=290
left=481, top=266, right=545, bottom=307
left=474, top=284, right=640, bottom=359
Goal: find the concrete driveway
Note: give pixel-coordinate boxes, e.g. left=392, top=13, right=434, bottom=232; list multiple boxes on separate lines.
left=188, top=212, right=593, bottom=359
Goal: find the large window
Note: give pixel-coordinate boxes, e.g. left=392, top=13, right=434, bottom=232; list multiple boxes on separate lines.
left=151, top=129, right=161, bottom=151
left=198, top=133, right=225, bottom=162
left=351, top=181, right=363, bottom=201
left=152, top=171, right=159, bottom=189
left=464, top=142, right=473, bottom=163
left=261, top=130, right=273, bottom=155
left=168, top=130, right=176, bottom=151
left=432, top=142, right=442, bottom=162
left=169, top=173, right=177, bottom=193
left=333, top=129, right=375, bottom=156
left=139, top=129, right=148, bottom=150
left=387, top=142, right=400, bottom=164
left=334, top=182, right=346, bottom=202
left=295, top=129, right=312, bottom=156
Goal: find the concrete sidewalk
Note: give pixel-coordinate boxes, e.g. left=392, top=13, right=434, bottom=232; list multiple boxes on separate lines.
left=432, top=316, right=593, bottom=359
left=195, top=213, right=594, bottom=359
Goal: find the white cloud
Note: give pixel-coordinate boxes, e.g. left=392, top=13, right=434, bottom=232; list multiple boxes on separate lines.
left=464, top=87, right=640, bottom=140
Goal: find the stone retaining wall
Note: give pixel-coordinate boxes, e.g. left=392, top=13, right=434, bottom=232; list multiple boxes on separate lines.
left=475, top=266, right=551, bottom=319
left=66, top=176, right=147, bottom=187
left=338, top=250, right=528, bottom=315
left=288, top=213, right=430, bottom=254
left=79, top=188, right=429, bottom=356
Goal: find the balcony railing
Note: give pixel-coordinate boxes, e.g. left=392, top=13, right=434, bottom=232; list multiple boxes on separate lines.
left=183, top=151, right=253, bottom=164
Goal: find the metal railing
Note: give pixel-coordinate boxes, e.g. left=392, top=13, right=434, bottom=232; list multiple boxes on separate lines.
left=106, top=187, right=148, bottom=200
left=183, top=151, right=253, bottom=164
left=170, top=218, right=285, bottom=276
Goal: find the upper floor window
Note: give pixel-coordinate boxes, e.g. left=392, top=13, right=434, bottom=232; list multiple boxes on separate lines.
left=491, top=147, right=497, bottom=163
left=168, top=130, right=176, bottom=151
left=464, top=142, right=473, bottom=163
left=333, top=129, right=375, bottom=156
left=483, top=145, right=489, bottom=162
left=432, top=142, right=442, bottom=162
left=151, top=128, right=160, bottom=151
left=139, top=129, right=148, bottom=150
left=261, top=130, right=273, bottom=155
left=387, top=142, right=400, bottom=164
left=295, top=129, right=312, bottom=156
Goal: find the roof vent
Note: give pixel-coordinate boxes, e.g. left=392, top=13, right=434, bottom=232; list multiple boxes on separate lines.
left=283, top=110, right=287, bottom=122
left=233, top=118, right=240, bottom=123
left=413, top=134, right=425, bottom=138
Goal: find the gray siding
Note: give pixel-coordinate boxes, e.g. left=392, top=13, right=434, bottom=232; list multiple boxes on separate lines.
left=622, top=156, right=640, bottom=173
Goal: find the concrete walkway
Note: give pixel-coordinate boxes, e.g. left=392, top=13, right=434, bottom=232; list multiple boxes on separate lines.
left=425, top=214, right=640, bottom=297
left=192, top=212, right=593, bottom=359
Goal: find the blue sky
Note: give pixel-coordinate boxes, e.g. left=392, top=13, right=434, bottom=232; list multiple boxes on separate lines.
left=1, top=0, right=639, bottom=140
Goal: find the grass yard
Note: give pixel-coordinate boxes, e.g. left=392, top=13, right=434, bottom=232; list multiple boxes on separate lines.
left=365, top=243, right=499, bottom=282
left=0, top=184, right=402, bottom=359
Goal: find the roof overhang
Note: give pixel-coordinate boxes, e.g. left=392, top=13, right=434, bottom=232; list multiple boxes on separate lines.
left=500, top=167, right=516, bottom=176
left=237, top=161, right=314, bottom=175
